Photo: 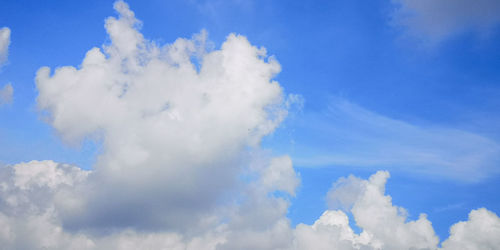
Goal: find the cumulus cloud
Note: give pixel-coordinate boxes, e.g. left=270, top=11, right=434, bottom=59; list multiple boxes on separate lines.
left=296, top=171, right=500, bottom=250
left=295, top=171, right=439, bottom=250
left=0, top=27, right=9, bottom=67
left=0, top=155, right=298, bottom=249
left=0, top=83, right=13, bottom=105
left=1, top=1, right=499, bottom=249
left=0, top=161, right=90, bottom=250
left=3, top=161, right=499, bottom=249
left=391, top=0, right=500, bottom=43
left=36, top=0, right=292, bottom=232
left=441, top=207, right=500, bottom=249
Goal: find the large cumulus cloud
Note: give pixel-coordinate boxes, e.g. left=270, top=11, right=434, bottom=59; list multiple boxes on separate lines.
left=36, top=0, right=292, bottom=232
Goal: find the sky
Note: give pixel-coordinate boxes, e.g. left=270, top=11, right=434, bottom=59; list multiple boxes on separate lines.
left=0, top=0, right=500, bottom=249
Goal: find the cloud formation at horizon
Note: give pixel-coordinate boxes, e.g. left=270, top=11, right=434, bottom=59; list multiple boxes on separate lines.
left=0, top=1, right=499, bottom=249
left=2, top=160, right=499, bottom=249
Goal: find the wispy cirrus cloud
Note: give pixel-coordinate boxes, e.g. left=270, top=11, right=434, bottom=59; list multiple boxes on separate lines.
left=291, top=99, right=500, bottom=182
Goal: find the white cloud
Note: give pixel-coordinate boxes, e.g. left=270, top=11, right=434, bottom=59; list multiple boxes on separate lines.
left=0, top=27, right=10, bottom=67
left=216, top=154, right=299, bottom=250
left=293, top=210, right=372, bottom=250
left=391, top=0, right=500, bottom=43
left=0, top=161, right=91, bottom=250
left=292, top=99, right=500, bottom=182
left=296, top=171, right=500, bottom=250
left=0, top=156, right=297, bottom=249
left=1, top=161, right=500, bottom=249
left=35, top=0, right=292, bottom=232
left=260, top=156, right=300, bottom=196
left=441, top=208, right=500, bottom=250
left=0, top=28, right=13, bottom=106
left=296, top=171, right=439, bottom=250
left=0, top=83, right=13, bottom=105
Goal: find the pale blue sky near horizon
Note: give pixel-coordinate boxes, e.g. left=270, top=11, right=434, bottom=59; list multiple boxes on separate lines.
left=1, top=0, right=500, bottom=242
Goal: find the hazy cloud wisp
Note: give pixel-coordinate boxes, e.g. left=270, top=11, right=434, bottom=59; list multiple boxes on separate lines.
left=391, top=0, right=500, bottom=43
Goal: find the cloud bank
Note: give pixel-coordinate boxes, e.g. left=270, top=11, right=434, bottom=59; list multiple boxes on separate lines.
left=1, top=161, right=499, bottom=249
left=391, top=0, right=500, bottom=43
left=0, top=1, right=499, bottom=249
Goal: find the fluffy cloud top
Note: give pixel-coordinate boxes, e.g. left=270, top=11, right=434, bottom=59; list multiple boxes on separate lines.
left=391, top=0, right=500, bottom=43
left=0, top=27, right=9, bottom=67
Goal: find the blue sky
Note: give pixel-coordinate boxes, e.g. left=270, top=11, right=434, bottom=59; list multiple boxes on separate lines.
left=0, top=0, right=500, bottom=249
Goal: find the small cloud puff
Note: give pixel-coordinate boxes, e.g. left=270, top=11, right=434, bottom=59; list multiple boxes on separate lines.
left=0, top=27, right=10, bottom=67
left=0, top=83, right=13, bottom=106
